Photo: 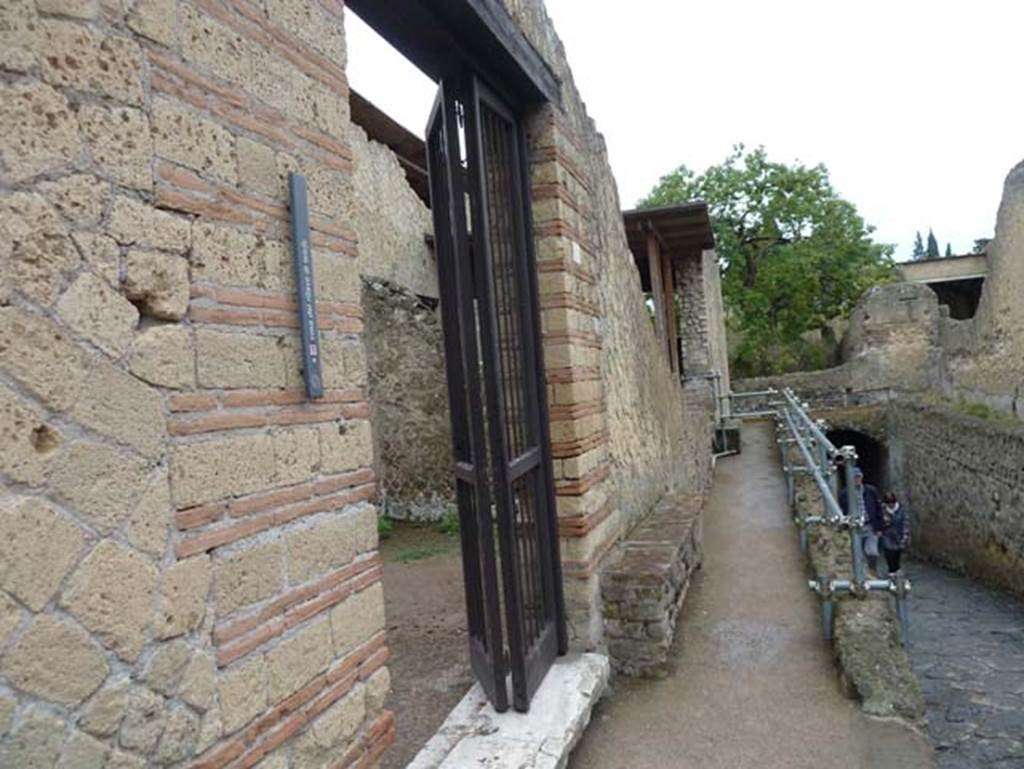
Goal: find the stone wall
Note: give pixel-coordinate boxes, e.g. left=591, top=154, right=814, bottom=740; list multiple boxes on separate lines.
left=362, top=279, right=452, bottom=521
left=0, top=1, right=392, bottom=766
left=940, top=161, right=1024, bottom=417
left=501, top=0, right=717, bottom=648
left=886, top=401, right=1024, bottom=596
left=677, top=249, right=729, bottom=392
left=348, top=123, right=436, bottom=300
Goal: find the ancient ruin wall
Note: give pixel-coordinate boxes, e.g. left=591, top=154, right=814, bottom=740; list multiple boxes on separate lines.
left=362, top=280, right=452, bottom=521
left=348, top=123, right=437, bottom=300
left=941, top=160, right=1024, bottom=416
left=501, top=0, right=715, bottom=647
left=0, top=2, right=391, bottom=766
left=887, top=402, right=1024, bottom=596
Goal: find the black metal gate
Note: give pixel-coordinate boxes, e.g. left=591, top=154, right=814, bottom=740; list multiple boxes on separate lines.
left=426, top=74, right=567, bottom=713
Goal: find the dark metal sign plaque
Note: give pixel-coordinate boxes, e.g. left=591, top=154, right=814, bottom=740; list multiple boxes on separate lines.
left=288, top=173, right=324, bottom=399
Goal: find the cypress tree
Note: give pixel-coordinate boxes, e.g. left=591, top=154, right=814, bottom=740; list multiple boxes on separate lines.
left=926, top=228, right=940, bottom=258
left=945, top=243, right=953, bottom=257
left=912, top=231, right=925, bottom=260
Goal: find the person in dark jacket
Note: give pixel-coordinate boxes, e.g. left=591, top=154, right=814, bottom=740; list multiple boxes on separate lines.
left=880, top=492, right=910, bottom=575
left=839, top=467, right=884, bottom=575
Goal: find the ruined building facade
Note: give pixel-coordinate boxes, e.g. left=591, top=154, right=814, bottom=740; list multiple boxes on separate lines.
left=0, top=0, right=728, bottom=766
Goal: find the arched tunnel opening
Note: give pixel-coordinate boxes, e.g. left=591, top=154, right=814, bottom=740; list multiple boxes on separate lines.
left=826, top=429, right=890, bottom=494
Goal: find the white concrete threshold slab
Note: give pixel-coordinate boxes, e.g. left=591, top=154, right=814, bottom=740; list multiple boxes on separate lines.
left=408, top=653, right=610, bottom=769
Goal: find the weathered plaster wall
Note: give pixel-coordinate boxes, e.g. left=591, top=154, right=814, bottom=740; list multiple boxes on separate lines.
left=362, top=279, right=452, bottom=521
left=501, top=0, right=716, bottom=648
left=677, top=249, right=728, bottom=391
left=887, top=402, right=1024, bottom=597
left=0, top=1, right=392, bottom=766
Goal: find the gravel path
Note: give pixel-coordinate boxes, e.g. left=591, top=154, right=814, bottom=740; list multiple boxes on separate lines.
left=569, top=422, right=933, bottom=769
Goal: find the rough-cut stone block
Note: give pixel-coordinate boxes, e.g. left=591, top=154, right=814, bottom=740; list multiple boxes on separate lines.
left=171, top=432, right=276, bottom=507
left=196, top=329, right=289, bottom=389
left=51, top=441, right=150, bottom=534
left=57, top=730, right=109, bottom=769
left=272, top=426, right=321, bottom=487
left=409, top=653, right=609, bottom=769
left=266, top=617, right=332, bottom=702
left=0, top=385, right=61, bottom=486
left=236, top=136, right=279, bottom=195
left=71, top=232, right=121, bottom=288
left=1, top=191, right=79, bottom=307
left=120, top=686, right=166, bottom=753
left=365, top=666, right=391, bottom=713
left=107, top=749, right=147, bottom=769
left=124, top=249, right=190, bottom=320
left=157, top=703, right=200, bottom=764
left=58, top=272, right=139, bottom=357
left=0, top=497, right=84, bottom=611
left=153, top=97, right=236, bottom=184
left=0, top=707, right=66, bottom=769
left=109, top=197, right=190, bottom=253
left=181, top=4, right=250, bottom=85
left=39, top=20, right=144, bottom=104
left=0, top=82, right=81, bottom=183
left=129, top=324, right=195, bottom=389
left=144, top=640, right=191, bottom=697
left=127, top=0, right=180, bottom=47
left=70, top=359, right=166, bottom=457
left=0, top=309, right=90, bottom=412
left=1, top=615, right=108, bottom=707
left=0, top=593, right=20, bottom=646
left=0, top=0, right=38, bottom=72
left=37, top=0, right=98, bottom=18
left=0, top=694, right=13, bottom=738
left=218, top=655, right=267, bottom=733
left=179, top=653, right=216, bottom=711
left=39, top=174, right=110, bottom=227
left=191, top=222, right=285, bottom=288
left=80, top=104, right=152, bottom=190
left=293, top=685, right=366, bottom=767
left=318, top=420, right=371, bottom=474
left=285, top=513, right=359, bottom=585
left=79, top=680, right=130, bottom=738
left=155, top=555, right=211, bottom=640
left=330, top=582, right=385, bottom=657
left=61, top=540, right=160, bottom=662
left=214, top=540, right=283, bottom=615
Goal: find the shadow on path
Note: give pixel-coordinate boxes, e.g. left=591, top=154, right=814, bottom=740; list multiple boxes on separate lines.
left=569, top=422, right=933, bottom=769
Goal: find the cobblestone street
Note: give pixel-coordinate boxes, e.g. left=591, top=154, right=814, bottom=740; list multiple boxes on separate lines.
left=909, top=560, right=1024, bottom=768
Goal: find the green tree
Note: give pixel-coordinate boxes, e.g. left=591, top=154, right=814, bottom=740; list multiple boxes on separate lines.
left=972, top=238, right=991, bottom=254
left=926, top=228, right=940, bottom=258
left=640, top=145, right=894, bottom=375
left=912, top=231, right=925, bottom=260
left=945, top=243, right=953, bottom=257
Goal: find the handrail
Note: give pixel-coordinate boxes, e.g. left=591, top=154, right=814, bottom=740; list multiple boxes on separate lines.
left=718, top=383, right=913, bottom=649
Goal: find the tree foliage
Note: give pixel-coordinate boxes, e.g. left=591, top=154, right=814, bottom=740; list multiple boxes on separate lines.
left=926, top=228, right=940, bottom=258
left=945, top=243, right=953, bottom=257
left=640, top=145, right=894, bottom=374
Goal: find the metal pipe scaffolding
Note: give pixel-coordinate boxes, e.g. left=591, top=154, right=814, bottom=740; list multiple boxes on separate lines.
left=757, top=389, right=913, bottom=648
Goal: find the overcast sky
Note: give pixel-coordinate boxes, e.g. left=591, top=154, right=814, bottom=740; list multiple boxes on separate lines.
left=346, top=2, right=1023, bottom=261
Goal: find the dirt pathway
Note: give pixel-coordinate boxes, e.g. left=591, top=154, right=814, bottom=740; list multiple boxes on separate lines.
left=569, top=422, right=934, bottom=769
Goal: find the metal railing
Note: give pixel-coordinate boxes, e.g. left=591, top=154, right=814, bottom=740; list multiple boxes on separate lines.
left=722, top=384, right=912, bottom=648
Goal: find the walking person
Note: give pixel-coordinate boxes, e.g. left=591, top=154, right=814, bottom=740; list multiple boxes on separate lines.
left=840, top=467, right=884, bottom=575
left=880, top=492, right=910, bottom=575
